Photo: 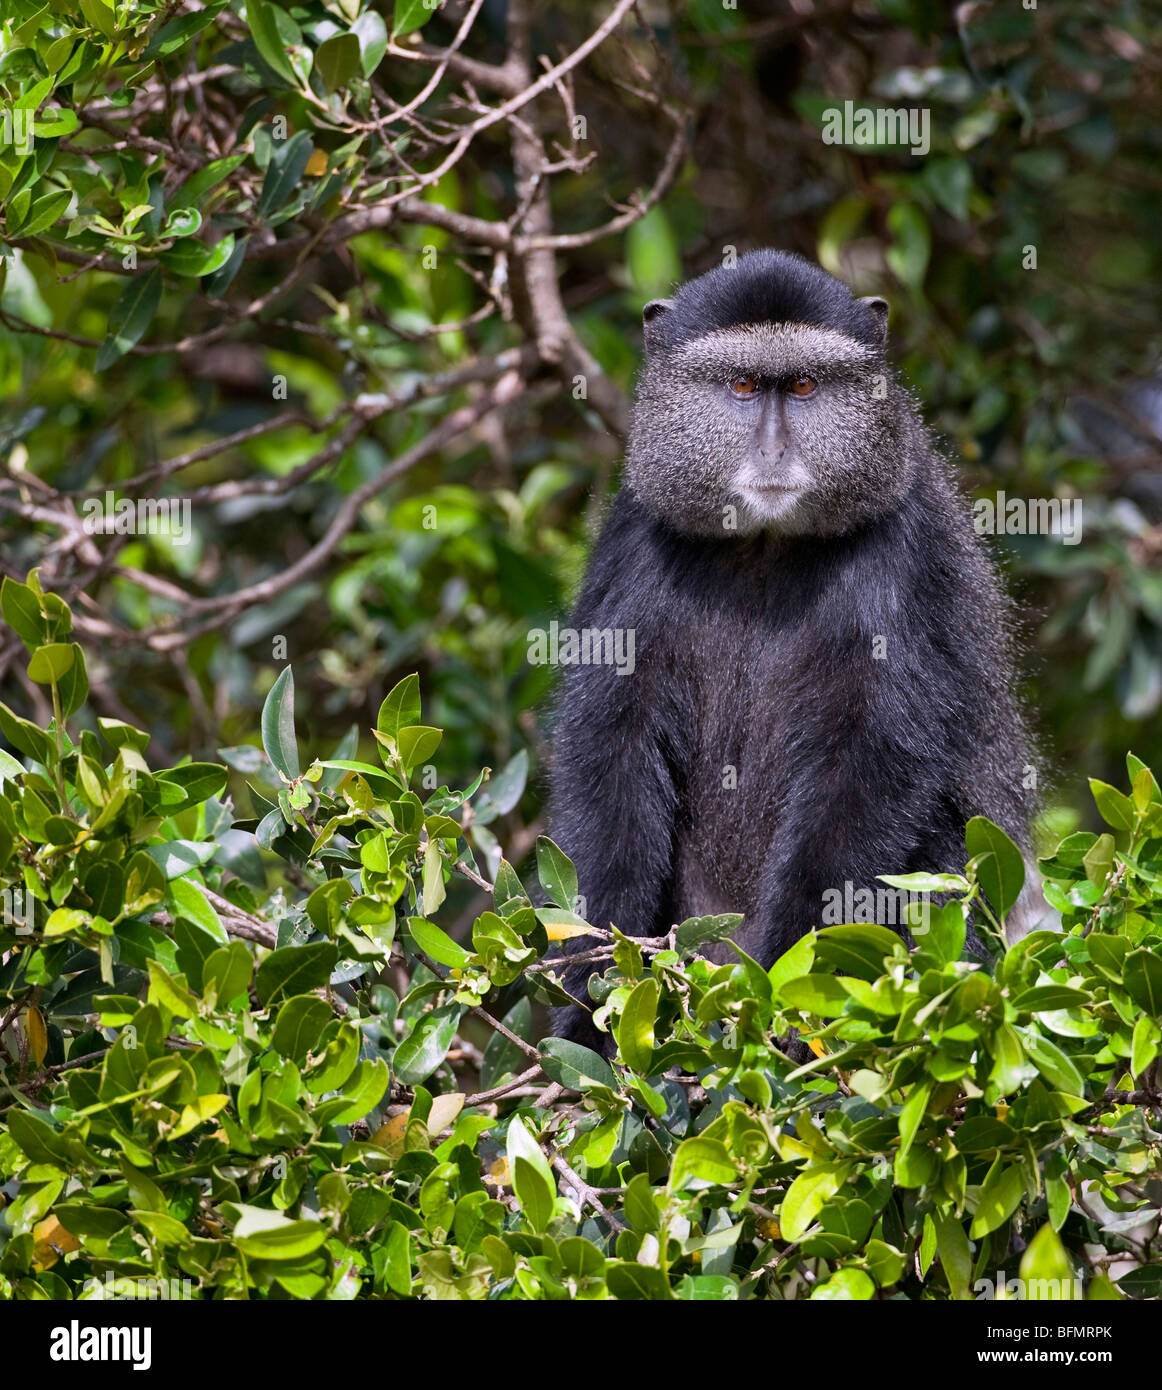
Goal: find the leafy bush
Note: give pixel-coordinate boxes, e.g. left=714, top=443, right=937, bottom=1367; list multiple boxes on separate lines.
left=1, top=579, right=1160, bottom=1301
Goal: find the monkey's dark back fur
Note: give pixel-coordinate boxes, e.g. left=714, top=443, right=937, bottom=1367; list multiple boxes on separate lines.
left=548, top=473, right=1033, bottom=1047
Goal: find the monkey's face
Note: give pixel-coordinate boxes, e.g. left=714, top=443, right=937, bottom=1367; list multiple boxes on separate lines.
left=626, top=320, right=918, bottom=540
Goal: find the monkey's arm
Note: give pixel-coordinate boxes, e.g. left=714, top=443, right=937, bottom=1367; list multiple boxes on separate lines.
left=546, top=500, right=686, bottom=1044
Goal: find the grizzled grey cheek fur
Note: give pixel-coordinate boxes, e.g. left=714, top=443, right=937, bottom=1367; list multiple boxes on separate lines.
left=625, top=325, right=920, bottom=540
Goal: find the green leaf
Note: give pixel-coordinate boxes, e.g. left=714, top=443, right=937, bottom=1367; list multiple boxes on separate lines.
left=257, top=130, right=314, bottom=217
left=767, top=933, right=814, bottom=990
left=606, top=1261, right=673, bottom=1300
left=272, top=995, right=333, bottom=1061
left=247, top=0, right=300, bottom=85
left=393, top=1003, right=461, bottom=1084
left=668, top=1137, right=738, bottom=1193
left=58, top=645, right=88, bottom=717
left=1083, top=833, right=1115, bottom=887
left=146, top=961, right=198, bottom=1019
left=398, top=725, right=442, bottom=769
left=777, top=974, right=851, bottom=1017
left=897, top=1080, right=932, bottom=1157
left=1123, top=949, right=1162, bottom=1016
left=1131, top=1016, right=1161, bottom=1077
left=617, top=976, right=659, bottom=1074
left=885, top=201, right=930, bottom=290
left=970, top=1162, right=1026, bottom=1238
left=1, top=577, right=50, bottom=648
left=623, top=1172, right=660, bottom=1233
left=626, top=205, right=682, bottom=300
left=305, top=878, right=353, bottom=936
left=316, top=32, right=362, bottom=91
left=80, top=0, right=116, bottom=37
left=95, top=268, right=162, bottom=371
left=673, top=1275, right=738, bottom=1301
left=153, top=762, right=227, bottom=813
left=813, top=923, right=902, bottom=980
left=171, top=156, right=246, bottom=210
left=1017, top=1028, right=1085, bottom=1096
left=352, top=10, right=388, bottom=75
left=932, top=1211, right=972, bottom=1299
left=779, top=1163, right=848, bottom=1240
left=538, top=1038, right=617, bottom=1092
left=965, top=816, right=1025, bottom=918
left=507, top=1116, right=555, bottom=1234
left=144, top=4, right=230, bottom=58
left=392, top=0, right=439, bottom=38
left=255, top=941, right=339, bottom=1005
left=159, top=233, right=238, bottom=280
left=1010, top=984, right=1091, bottom=1012
left=1088, top=778, right=1136, bottom=832
left=162, top=207, right=202, bottom=239
left=377, top=674, right=421, bottom=740
left=675, top=913, right=742, bottom=955
left=481, top=998, right=532, bottom=1090
left=812, top=1268, right=876, bottom=1300
left=261, top=666, right=300, bottom=780
left=536, top=835, right=577, bottom=911
left=231, top=1205, right=328, bottom=1260
left=421, top=839, right=446, bottom=915
left=169, top=877, right=227, bottom=943
left=12, top=188, right=70, bottom=238
left=506, top=1114, right=554, bottom=1187
left=315, top=1057, right=389, bottom=1124
left=407, top=916, right=471, bottom=968
left=203, top=942, right=253, bottom=1005
left=142, top=839, right=216, bottom=880
left=27, top=642, right=74, bottom=684
left=923, top=156, right=972, bottom=221
left=1019, top=1223, right=1076, bottom=1298
left=990, top=1022, right=1036, bottom=1094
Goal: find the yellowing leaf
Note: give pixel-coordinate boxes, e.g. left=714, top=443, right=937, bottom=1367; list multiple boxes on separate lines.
left=172, top=1093, right=229, bottom=1139
left=426, top=1092, right=464, bottom=1137
left=304, top=148, right=328, bottom=176
left=25, top=1006, right=47, bottom=1066
left=543, top=922, right=596, bottom=941
left=147, top=960, right=198, bottom=1019
left=32, top=1215, right=80, bottom=1270
left=373, top=1111, right=410, bottom=1151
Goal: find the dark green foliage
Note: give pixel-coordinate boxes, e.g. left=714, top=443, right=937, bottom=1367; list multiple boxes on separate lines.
left=1, top=588, right=1160, bottom=1300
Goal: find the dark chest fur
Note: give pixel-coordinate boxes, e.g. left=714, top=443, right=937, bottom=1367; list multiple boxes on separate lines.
left=567, top=480, right=1020, bottom=939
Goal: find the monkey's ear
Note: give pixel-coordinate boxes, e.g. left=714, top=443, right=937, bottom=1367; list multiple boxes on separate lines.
left=642, top=298, right=673, bottom=347
left=858, top=295, right=890, bottom=348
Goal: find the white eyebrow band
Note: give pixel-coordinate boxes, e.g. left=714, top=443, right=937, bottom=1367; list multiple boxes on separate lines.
left=674, top=322, right=875, bottom=379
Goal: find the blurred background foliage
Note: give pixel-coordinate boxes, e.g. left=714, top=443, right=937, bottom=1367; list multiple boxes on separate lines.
left=1, top=0, right=1160, bottom=873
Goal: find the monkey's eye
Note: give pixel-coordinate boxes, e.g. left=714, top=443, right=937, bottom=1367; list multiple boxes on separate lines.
left=788, top=376, right=818, bottom=397
left=728, top=375, right=759, bottom=398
